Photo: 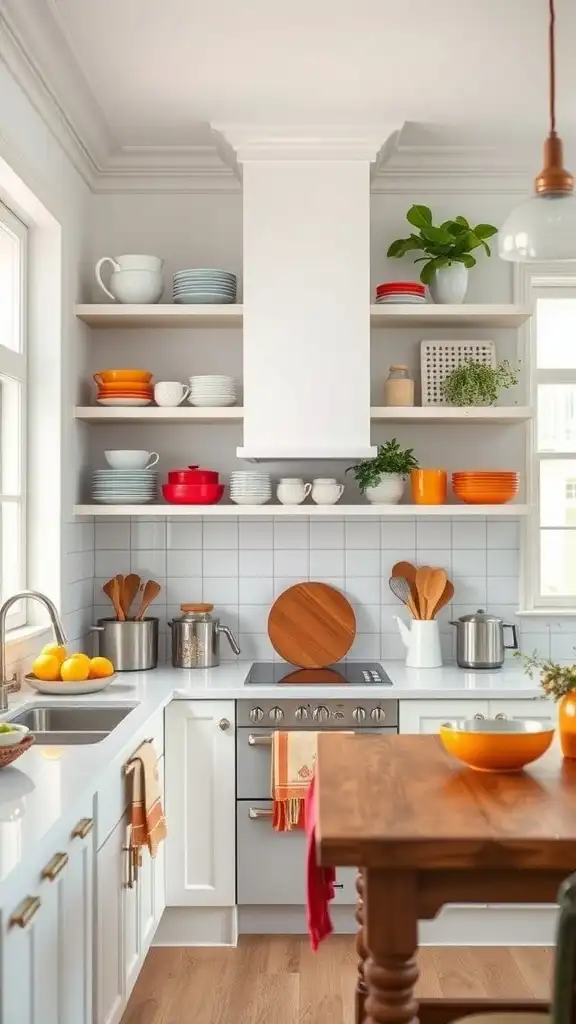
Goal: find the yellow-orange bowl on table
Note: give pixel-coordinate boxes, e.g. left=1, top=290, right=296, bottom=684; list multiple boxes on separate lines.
left=94, top=369, right=153, bottom=384
left=439, top=719, right=554, bottom=772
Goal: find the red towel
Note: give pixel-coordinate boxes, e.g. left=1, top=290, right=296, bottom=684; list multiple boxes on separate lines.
left=305, top=775, right=335, bottom=950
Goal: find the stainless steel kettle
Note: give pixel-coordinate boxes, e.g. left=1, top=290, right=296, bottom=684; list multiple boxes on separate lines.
left=168, top=604, right=241, bottom=669
left=450, top=608, right=518, bottom=670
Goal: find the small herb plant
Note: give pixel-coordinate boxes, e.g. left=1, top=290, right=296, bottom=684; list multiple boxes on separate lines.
left=441, top=359, right=519, bottom=407
left=347, top=439, right=419, bottom=492
left=515, top=649, right=576, bottom=702
left=387, top=205, right=498, bottom=285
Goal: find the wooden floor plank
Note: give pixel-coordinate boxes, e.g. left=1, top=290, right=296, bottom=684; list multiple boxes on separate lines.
left=121, top=939, right=553, bottom=1024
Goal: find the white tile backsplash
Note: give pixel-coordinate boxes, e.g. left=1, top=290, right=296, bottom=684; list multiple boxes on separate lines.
left=89, top=514, right=548, bottom=663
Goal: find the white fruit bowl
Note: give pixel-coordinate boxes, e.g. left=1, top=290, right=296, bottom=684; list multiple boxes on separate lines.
left=0, top=723, right=30, bottom=747
left=24, top=674, right=117, bottom=696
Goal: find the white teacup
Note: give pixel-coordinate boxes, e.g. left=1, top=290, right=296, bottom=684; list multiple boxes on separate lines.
left=277, top=478, right=312, bottom=505
left=311, top=478, right=344, bottom=505
left=95, top=255, right=164, bottom=304
left=154, top=381, right=190, bottom=407
left=105, top=450, right=159, bottom=470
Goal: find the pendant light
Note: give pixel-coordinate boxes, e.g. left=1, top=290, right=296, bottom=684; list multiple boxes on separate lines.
left=499, top=0, right=576, bottom=261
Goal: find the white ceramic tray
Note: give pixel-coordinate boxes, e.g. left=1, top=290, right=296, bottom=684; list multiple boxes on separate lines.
left=24, top=673, right=117, bottom=696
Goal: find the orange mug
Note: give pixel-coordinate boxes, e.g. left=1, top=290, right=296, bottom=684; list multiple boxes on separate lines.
left=411, top=469, right=447, bottom=505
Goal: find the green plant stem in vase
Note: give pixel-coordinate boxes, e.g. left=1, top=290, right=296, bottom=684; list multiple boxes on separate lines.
left=347, top=439, right=419, bottom=505
left=516, top=649, right=576, bottom=758
left=441, top=360, right=519, bottom=407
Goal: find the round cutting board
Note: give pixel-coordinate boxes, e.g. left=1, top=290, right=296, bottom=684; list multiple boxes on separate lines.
left=268, top=582, right=356, bottom=668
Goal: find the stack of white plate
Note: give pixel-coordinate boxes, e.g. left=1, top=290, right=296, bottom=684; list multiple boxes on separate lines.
left=229, top=471, right=271, bottom=506
left=173, top=269, right=237, bottom=305
left=92, top=470, right=158, bottom=505
left=188, top=375, right=237, bottom=407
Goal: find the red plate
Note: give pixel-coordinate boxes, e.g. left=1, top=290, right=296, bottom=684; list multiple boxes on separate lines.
left=376, top=282, right=425, bottom=295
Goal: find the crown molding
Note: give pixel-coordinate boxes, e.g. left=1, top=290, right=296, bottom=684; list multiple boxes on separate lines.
left=372, top=144, right=533, bottom=194
left=213, top=124, right=399, bottom=162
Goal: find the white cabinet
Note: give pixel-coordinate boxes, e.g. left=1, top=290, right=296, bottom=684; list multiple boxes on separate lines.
left=400, top=699, right=489, bottom=734
left=1, top=812, right=94, bottom=1024
left=165, top=700, right=236, bottom=907
left=487, top=698, right=557, bottom=725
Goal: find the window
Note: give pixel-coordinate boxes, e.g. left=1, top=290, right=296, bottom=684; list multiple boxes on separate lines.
left=520, top=265, right=576, bottom=608
left=0, top=202, right=27, bottom=628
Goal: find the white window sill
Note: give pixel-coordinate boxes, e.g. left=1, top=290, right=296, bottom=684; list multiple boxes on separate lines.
left=4, top=623, right=50, bottom=650
left=516, top=609, right=576, bottom=617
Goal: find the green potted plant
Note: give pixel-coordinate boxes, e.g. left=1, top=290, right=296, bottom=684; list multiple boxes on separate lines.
left=347, top=439, right=419, bottom=505
left=387, top=205, right=498, bottom=304
left=442, top=359, right=519, bottom=406
left=516, top=649, right=576, bottom=759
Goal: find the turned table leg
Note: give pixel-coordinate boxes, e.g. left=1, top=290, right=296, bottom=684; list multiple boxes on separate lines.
left=355, top=869, right=368, bottom=1024
left=363, top=869, right=419, bottom=1024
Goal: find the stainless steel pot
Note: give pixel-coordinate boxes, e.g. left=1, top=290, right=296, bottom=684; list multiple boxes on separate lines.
left=450, top=609, right=518, bottom=670
left=91, top=617, right=159, bottom=671
left=169, top=604, right=241, bottom=668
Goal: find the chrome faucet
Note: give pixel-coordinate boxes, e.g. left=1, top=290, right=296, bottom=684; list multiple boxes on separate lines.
left=0, top=591, right=68, bottom=711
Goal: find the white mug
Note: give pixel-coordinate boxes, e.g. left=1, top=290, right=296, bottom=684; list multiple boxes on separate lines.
left=95, top=254, right=164, bottom=304
left=154, top=381, right=190, bottom=407
left=276, top=478, right=312, bottom=505
left=311, top=478, right=344, bottom=505
left=105, top=450, right=159, bottom=470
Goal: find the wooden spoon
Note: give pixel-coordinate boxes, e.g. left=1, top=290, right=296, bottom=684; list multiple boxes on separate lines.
left=121, top=573, right=141, bottom=619
left=416, top=567, right=447, bottom=620
left=103, top=577, right=125, bottom=621
left=391, top=561, right=420, bottom=617
left=134, top=580, right=162, bottom=621
left=429, top=580, right=455, bottom=620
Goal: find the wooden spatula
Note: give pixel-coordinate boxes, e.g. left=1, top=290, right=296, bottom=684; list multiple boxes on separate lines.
left=429, top=579, right=455, bottom=619
left=391, top=561, right=419, bottom=616
left=103, top=577, right=125, bottom=621
left=416, top=567, right=447, bottom=620
left=134, top=580, right=162, bottom=621
left=121, top=573, right=141, bottom=619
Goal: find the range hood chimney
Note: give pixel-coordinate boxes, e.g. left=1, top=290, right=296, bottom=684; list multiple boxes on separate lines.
left=216, top=126, right=394, bottom=460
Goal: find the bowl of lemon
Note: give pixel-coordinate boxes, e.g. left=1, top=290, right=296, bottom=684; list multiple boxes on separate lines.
left=25, top=644, right=116, bottom=696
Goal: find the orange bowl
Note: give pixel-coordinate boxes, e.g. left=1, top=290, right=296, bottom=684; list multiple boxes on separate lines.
left=94, top=369, right=153, bottom=384
left=453, top=492, right=518, bottom=504
left=96, top=380, right=153, bottom=393
left=439, top=719, right=554, bottom=772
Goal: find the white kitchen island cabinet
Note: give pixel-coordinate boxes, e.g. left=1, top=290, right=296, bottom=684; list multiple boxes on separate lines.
left=399, top=696, right=555, bottom=734
left=1, top=809, right=94, bottom=1024
left=165, top=700, right=236, bottom=907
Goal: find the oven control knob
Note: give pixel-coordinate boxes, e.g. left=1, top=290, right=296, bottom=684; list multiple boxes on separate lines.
left=295, top=706, right=308, bottom=721
left=269, top=706, right=284, bottom=722
left=353, top=707, right=367, bottom=723
left=249, top=707, right=264, bottom=723
left=313, top=705, right=330, bottom=723
left=370, top=707, right=386, bottom=724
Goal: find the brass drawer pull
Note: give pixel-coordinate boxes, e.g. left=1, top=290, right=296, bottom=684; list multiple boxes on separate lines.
left=72, top=817, right=94, bottom=839
left=249, top=807, right=273, bottom=819
left=9, top=895, right=40, bottom=928
left=41, top=852, right=69, bottom=881
left=248, top=734, right=273, bottom=746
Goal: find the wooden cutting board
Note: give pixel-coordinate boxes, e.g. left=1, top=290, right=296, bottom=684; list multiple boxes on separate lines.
left=268, top=582, right=356, bottom=668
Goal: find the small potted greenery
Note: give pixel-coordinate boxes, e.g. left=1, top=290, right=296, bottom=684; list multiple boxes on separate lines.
left=442, top=359, right=519, bottom=406
left=516, top=649, right=576, bottom=759
left=347, top=439, right=419, bottom=504
left=387, top=205, right=497, bottom=303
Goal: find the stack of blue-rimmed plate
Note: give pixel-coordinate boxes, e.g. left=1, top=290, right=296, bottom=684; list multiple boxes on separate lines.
left=173, top=269, right=237, bottom=305
left=92, top=470, right=158, bottom=505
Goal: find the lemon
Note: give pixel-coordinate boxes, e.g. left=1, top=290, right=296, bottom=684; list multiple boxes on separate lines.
left=41, top=642, right=67, bottom=664
left=61, top=657, right=90, bottom=683
left=32, top=654, right=61, bottom=682
left=68, top=652, right=91, bottom=673
left=89, top=657, right=114, bottom=679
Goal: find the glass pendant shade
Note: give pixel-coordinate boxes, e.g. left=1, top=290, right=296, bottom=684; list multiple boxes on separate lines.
left=499, top=191, right=576, bottom=262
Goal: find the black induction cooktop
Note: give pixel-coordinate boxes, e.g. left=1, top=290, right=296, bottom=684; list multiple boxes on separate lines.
left=245, top=661, right=392, bottom=686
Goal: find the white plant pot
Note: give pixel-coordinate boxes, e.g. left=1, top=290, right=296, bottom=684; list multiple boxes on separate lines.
left=364, top=474, right=404, bottom=505
left=429, top=264, right=468, bottom=304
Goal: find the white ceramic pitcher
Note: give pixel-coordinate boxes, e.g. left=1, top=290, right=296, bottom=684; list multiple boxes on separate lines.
left=394, top=616, right=443, bottom=668
left=95, top=254, right=164, bottom=304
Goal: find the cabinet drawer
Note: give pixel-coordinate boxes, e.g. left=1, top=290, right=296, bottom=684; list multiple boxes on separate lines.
left=237, top=800, right=356, bottom=905
left=96, top=710, right=164, bottom=850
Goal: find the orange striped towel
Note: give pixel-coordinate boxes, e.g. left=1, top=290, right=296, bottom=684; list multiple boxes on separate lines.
left=272, top=731, right=318, bottom=832
left=127, top=741, right=167, bottom=857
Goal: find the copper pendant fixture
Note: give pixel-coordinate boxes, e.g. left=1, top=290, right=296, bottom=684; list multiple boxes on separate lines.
left=534, top=0, right=573, bottom=195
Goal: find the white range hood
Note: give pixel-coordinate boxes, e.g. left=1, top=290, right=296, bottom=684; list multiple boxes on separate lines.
left=217, top=127, right=393, bottom=460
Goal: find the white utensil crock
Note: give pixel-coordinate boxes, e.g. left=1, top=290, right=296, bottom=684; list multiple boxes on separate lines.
left=95, top=254, right=164, bottom=304
left=311, top=479, right=344, bottom=505
left=394, top=616, right=443, bottom=668
left=429, top=263, right=468, bottom=304
left=277, top=479, right=312, bottom=505
left=365, top=474, right=404, bottom=504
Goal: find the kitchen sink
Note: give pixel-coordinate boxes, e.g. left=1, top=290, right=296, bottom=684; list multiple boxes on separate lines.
left=7, top=704, right=137, bottom=744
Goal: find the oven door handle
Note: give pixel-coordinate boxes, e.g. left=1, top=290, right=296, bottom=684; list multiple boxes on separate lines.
left=249, top=807, right=274, bottom=819
left=248, top=734, right=273, bottom=746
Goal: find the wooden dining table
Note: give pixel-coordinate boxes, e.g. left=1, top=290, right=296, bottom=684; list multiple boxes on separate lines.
left=315, top=733, right=576, bottom=1024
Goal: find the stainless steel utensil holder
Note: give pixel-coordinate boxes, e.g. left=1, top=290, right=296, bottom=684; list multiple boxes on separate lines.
left=91, top=618, right=159, bottom=671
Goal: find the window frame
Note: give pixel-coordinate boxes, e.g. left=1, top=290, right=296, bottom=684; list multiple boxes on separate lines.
left=0, top=201, right=27, bottom=630
left=515, top=261, right=576, bottom=611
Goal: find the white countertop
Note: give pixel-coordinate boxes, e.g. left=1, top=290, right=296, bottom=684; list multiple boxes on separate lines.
left=0, top=660, right=544, bottom=899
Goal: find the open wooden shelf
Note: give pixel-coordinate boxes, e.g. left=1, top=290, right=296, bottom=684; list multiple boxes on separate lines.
left=370, top=406, right=532, bottom=424
left=75, top=303, right=242, bottom=328
left=370, top=304, right=532, bottom=328
left=74, top=503, right=531, bottom=518
left=75, top=405, right=532, bottom=425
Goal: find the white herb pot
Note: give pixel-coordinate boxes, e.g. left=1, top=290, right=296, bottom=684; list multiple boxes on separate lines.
left=364, top=473, right=404, bottom=505
left=429, top=264, right=468, bottom=304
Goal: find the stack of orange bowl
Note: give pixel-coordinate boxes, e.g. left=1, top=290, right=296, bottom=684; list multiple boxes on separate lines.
left=452, top=471, right=519, bottom=505
left=94, top=369, right=153, bottom=407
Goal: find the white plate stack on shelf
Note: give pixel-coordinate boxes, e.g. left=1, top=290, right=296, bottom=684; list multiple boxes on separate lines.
left=188, top=375, right=237, bottom=407
left=92, top=470, right=159, bottom=505
left=229, top=471, right=272, bottom=505
left=173, top=269, right=237, bottom=305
